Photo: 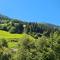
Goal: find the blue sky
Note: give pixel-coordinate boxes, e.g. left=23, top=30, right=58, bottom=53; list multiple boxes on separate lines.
left=0, top=0, right=60, bottom=25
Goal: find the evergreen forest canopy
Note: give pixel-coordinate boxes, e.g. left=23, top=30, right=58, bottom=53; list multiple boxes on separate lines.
left=0, top=14, right=60, bottom=37
left=0, top=14, right=60, bottom=60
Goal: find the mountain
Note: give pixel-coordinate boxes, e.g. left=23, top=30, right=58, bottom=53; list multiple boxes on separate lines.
left=0, top=14, right=11, bottom=20
left=0, top=14, right=60, bottom=37
left=0, top=14, right=60, bottom=60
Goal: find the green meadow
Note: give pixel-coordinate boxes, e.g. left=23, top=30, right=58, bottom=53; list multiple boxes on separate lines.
left=0, top=30, right=25, bottom=38
left=0, top=30, right=35, bottom=48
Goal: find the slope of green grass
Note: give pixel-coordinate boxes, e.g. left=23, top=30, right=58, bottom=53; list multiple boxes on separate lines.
left=0, top=30, right=35, bottom=39
left=0, top=30, right=25, bottom=38
left=0, top=30, right=35, bottom=48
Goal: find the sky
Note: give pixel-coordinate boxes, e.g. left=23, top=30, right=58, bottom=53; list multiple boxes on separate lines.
left=0, top=0, right=60, bottom=25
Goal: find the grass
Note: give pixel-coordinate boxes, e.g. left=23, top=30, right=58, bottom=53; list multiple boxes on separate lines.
left=0, top=30, right=35, bottom=48
left=0, top=30, right=35, bottom=39
left=0, top=30, right=26, bottom=38
left=8, top=42, right=18, bottom=48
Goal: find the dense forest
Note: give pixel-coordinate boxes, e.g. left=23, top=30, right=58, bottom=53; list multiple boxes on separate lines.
left=0, top=14, right=60, bottom=60
left=0, top=14, right=60, bottom=38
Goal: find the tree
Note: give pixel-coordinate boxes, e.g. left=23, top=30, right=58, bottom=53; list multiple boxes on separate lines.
left=9, top=26, right=16, bottom=33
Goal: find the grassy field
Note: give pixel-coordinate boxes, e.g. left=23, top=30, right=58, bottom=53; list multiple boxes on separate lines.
left=0, top=30, right=26, bottom=38
left=0, top=30, right=35, bottom=39
left=0, top=30, right=35, bottom=48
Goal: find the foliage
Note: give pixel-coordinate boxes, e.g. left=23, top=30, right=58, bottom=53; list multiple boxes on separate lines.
left=0, top=31, right=59, bottom=60
left=0, top=14, right=60, bottom=60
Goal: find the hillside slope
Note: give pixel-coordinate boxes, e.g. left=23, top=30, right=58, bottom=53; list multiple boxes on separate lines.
left=0, top=14, right=60, bottom=37
left=0, top=30, right=34, bottom=40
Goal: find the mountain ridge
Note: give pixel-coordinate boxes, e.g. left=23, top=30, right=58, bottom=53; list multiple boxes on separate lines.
left=0, top=14, right=60, bottom=38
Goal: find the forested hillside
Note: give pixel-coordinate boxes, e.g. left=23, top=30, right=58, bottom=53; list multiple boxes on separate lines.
left=0, top=14, right=60, bottom=38
left=0, top=14, right=60, bottom=60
